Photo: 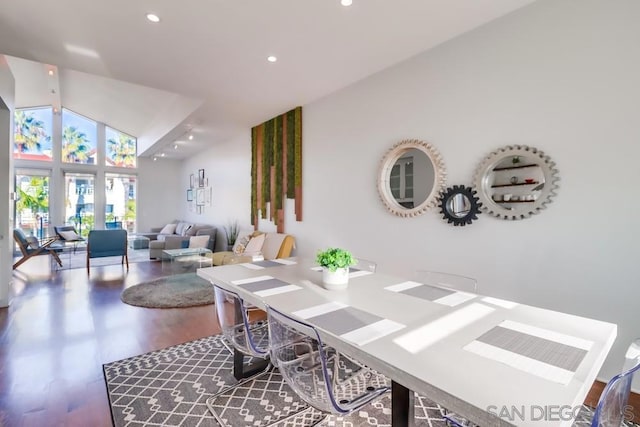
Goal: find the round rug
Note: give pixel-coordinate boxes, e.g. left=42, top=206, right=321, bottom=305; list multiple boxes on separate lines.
left=121, top=273, right=214, bottom=308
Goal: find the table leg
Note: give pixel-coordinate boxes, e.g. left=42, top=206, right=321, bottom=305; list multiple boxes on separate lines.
left=392, top=381, right=415, bottom=427
left=233, top=349, right=270, bottom=380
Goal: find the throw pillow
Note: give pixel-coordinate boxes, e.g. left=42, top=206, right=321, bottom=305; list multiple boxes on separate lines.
left=159, top=223, right=177, bottom=235
left=59, top=230, right=81, bottom=241
left=175, top=222, right=186, bottom=235
left=233, top=235, right=251, bottom=255
left=26, top=236, right=40, bottom=249
left=181, top=223, right=193, bottom=236
left=244, top=233, right=265, bottom=254
left=189, top=235, right=209, bottom=249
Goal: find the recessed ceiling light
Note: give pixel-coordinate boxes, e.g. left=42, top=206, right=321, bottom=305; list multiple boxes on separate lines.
left=174, top=144, right=178, bottom=150
left=153, top=157, right=158, bottom=161
left=341, top=0, right=352, bottom=6
left=160, top=152, right=166, bottom=157
left=188, top=134, right=194, bottom=140
left=267, top=56, right=277, bottom=63
left=48, top=70, right=54, bottom=76
left=146, top=13, right=160, bottom=23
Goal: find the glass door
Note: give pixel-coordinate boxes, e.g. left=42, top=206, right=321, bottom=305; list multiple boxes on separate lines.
left=15, top=169, right=51, bottom=240
left=64, top=173, right=96, bottom=238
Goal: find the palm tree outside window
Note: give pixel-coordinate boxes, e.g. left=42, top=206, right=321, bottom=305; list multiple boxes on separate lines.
left=106, top=127, right=137, bottom=168
left=13, top=107, right=52, bottom=160
left=62, top=109, right=97, bottom=164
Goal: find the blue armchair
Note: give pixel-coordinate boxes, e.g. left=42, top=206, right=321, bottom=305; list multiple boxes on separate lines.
left=86, top=229, right=128, bottom=273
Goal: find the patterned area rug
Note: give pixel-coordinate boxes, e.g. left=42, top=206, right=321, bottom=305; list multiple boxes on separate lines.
left=103, top=335, right=611, bottom=427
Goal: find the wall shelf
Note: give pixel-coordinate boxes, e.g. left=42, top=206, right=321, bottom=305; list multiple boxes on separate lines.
left=491, top=182, right=539, bottom=188
left=492, top=164, right=539, bottom=172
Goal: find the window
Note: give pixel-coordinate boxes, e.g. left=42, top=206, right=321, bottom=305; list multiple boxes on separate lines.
left=15, top=169, right=50, bottom=240
left=14, top=107, right=53, bottom=161
left=62, top=108, right=97, bottom=164
left=390, top=155, right=414, bottom=208
left=105, top=174, right=137, bottom=232
left=64, top=173, right=96, bottom=237
left=106, top=127, right=137, bottom=168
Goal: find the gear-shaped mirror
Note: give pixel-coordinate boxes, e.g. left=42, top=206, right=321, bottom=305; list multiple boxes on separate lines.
left=473, top=145, right=559, bottom=220
left=439, top=185, right=482, bottom=226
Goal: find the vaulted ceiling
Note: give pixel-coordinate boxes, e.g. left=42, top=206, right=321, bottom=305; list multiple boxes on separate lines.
left=0, top=0, right=535, bottom=159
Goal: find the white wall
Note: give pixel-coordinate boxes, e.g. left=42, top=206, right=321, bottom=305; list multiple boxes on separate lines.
left=179, top=131, right=253, bottom=251
left=0, top=55, right=15, bottom=307
left=137, top=157, right=183, bottom=232
left=180, top=0, right=640, bottom=381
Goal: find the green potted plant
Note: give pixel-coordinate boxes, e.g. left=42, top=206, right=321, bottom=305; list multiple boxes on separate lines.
left=224, top=221, right=239, bottom=251
left=316, top=247, right=356, bottom=290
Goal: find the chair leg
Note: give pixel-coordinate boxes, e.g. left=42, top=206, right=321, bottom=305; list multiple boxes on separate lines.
left=50, top=250, right=63, bottom=267
left=86, top=255, right=90, bottom=274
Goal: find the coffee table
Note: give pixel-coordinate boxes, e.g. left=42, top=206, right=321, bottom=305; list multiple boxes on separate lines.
left=162, top=248, right=213, bottom=274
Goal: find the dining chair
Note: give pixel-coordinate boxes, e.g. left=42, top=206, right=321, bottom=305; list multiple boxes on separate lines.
left=415, top=270, right=477, bottom=293
left=213, top=285, right=270, bottom=361
left=591, top=338, right=640, bottom=426
left=352, top=258, right=377, bottom=273
left=266, top=305, right=389, bottom=419
left=209, top=286, right=314, bottom=427
left=416, top=270, right=478, bottom=427
left=13, top=229, right=63, bottom=270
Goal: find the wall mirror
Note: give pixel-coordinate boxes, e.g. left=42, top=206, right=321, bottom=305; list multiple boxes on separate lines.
left=439, top=185, right=482, bottom=226
left=473, top=145, right=559, bottom=220
left=377, top=139, right=446, bottom=217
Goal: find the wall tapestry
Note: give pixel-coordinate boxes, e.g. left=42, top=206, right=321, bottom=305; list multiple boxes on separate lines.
left=251, top=106, right=302, bottom=232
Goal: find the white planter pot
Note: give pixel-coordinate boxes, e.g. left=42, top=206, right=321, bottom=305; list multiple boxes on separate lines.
left=322, top=267, right=349, bottom=290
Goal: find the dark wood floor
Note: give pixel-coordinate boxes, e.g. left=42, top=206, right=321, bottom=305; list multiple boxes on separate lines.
left=1, top=257, right=220, bottom=427
left=1, top=257, right=637, bottom=426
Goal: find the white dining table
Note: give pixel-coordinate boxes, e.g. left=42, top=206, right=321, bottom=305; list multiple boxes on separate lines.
left=197, top=258, right=617, bottom=426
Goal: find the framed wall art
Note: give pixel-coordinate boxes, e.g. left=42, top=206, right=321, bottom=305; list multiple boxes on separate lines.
left=198, top=169, right=205, bottom=187
left=196, top=187, right=205, bottom=206
left=187, top=189, right=193, bottom=201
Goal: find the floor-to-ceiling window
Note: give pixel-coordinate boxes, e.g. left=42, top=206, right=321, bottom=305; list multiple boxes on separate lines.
left=13, top=106, right=138, bottom=236
left=15, top=169, right=50, bottom=239
left=106, top=174, right=137, bottom=232
left=64, top=173, right=95, bottom=237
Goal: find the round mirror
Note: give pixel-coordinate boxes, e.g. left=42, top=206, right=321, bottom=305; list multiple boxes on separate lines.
left=377, top=139, right=446, bottom=217
left=473, top=145, right=559, bottom=220
left=439, top=185, right=482, bottom=226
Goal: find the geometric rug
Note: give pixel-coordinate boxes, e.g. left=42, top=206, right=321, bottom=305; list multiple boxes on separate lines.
left=120, top=273, right=214, bottom=308
left=102, top=335, right=608, bottom=427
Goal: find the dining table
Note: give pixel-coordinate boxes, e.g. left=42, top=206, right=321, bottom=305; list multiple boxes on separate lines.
left=197, top=258, right=617, bottom=426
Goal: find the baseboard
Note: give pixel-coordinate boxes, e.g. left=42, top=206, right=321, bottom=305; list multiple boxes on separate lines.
left=586, top=380, right=639, bottom=423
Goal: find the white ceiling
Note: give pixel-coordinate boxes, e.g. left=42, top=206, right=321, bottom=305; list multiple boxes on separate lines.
left=0, top=0, right=535, bottom=159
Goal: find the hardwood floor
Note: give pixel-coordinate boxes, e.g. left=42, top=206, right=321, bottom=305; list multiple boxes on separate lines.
left=1, top=257, right=220, bottom=427
left=1, top=257, right=637, bottom=426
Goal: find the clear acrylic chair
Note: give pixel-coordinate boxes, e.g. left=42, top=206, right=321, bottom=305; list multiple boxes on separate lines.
left=266, top=305, right=390, bottom=419
left=415, top=270, right=477, bottom=293
left=352, top=258, right=377, bottom=273
left=213, top=285, right=270, bottom=360
left=416, top=270, right=478, bottom=426
left=208, top=286, right=272, bottom=423
left=591, top=338, right=640, bottom=426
